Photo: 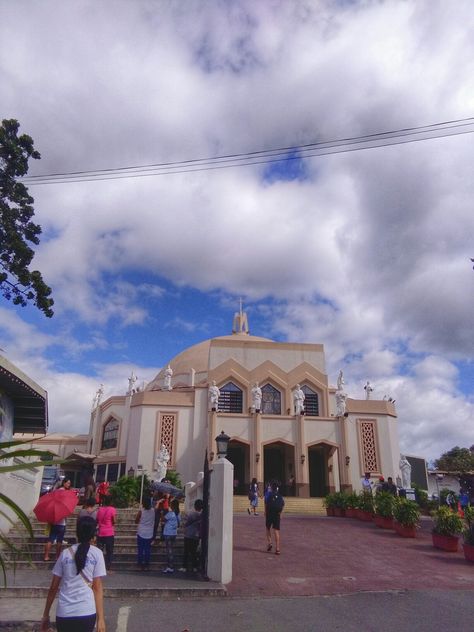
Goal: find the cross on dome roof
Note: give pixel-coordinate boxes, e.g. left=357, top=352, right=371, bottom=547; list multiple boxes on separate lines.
left=232, top=297, right=249, bottom=335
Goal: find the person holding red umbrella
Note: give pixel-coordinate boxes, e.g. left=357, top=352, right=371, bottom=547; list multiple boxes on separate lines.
left=41, top=478, right=75, bottom=562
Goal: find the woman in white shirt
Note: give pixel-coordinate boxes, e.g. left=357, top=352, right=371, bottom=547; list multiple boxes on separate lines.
left=40, top=515, right=106, bottom=632
left=135, top=496, right=157, bottom=570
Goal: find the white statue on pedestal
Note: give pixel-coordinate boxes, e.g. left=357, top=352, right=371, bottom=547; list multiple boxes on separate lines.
left=399, top=454, right=412, bottom=489
left=155, top=444, right=170, bottom=482
left=251, top=382, right=262, bottom=412
left=335, top=390, right=347, bottom=417
left=92, top=384, right=104, bottom=410
left=364, top=381, right=374, bottom=400
left=335, top=369, right=347, bottom=416
left=337, top=370, right=345, bottom=391
left=163, top=365, right=173, bottom=391
left=127, top=372, right=137, bottom=395
left=293, top=384, right=305, bottom=415
left=208, top=380, right=220, bottom=411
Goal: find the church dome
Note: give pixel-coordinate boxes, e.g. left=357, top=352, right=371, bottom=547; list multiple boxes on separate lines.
left=146, top=306, right=273, bottom=390
left=147, top=332, right=272, bottom=389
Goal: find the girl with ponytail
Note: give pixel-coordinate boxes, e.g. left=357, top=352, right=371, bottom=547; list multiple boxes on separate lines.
left=41, top=516, right=106, bottom=632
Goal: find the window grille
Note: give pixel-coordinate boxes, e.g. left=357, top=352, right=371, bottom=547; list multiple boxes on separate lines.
left=218, top=382, right=243, bottom=413
left=301, top=385, right=319, bottom=416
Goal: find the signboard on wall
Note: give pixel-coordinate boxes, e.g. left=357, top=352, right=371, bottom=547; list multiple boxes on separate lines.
left=406, top=455, right=428, bottom=490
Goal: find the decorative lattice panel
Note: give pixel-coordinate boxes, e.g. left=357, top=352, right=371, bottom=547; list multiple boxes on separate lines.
left=159, top=413, right=176, bottom=465
left=359, top=420, right=379, bottom=473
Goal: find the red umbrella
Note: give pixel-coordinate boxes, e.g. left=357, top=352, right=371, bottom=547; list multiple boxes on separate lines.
left=33, top=489, right=78, bottom=524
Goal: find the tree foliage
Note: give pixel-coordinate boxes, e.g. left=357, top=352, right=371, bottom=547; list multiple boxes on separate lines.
left=434, top=446, right=474, bottom=473
left=0, top=119, right=54, bottom=317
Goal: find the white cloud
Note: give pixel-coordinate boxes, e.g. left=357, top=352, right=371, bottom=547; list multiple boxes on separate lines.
left=0, top=1, right=472, bottom=460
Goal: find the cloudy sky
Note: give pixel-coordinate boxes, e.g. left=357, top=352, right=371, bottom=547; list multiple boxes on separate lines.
left=1, top=0, right=473, bottom=463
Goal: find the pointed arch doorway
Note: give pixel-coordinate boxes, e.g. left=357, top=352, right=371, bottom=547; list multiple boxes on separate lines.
left=263, top=441, right=295, bottom=495
left=226, top=440, right=250, bottom=495
left=308, top=443, right=337, bottom=497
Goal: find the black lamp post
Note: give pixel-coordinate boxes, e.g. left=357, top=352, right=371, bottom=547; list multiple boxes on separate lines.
left=215, top=430, right=230, bottom=459
left=128, top=467, right=135, bottom=477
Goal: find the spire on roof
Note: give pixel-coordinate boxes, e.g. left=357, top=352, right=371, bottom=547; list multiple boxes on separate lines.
left=232, top=297, right=249, bottom=335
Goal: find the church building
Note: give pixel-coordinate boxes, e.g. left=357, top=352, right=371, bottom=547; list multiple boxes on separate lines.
left=89, top=308, right=400, bottom=497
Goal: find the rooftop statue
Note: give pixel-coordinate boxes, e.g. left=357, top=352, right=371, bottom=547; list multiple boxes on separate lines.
left=293, top=384, right=305, bottom=415
left=208, top=380, right=220, bottom=411
left=163, top=364, right=173, bottom=391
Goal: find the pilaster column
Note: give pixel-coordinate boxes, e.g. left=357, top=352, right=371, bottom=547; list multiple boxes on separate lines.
left=209, top=410, right=217, bottom=456
left=254, top=411, right=262, bottom=482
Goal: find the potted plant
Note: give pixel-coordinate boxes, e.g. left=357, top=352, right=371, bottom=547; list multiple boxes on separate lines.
left=374, top=491, right=395, bottom=529
left=332, top=491, right=348, bottom=517
left=431, top=505, right=463, bottom=552
left=357, top=492, right=374, bottom=521
left=462, top=506, right=474, bottom=562
left=323, top=493, right=336, bottom=517
left=393, top=498, right=420, bottom=537
left=345, top=492, right=359, bottom=518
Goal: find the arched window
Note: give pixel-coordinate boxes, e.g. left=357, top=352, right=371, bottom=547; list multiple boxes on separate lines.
left=261, top=384, right=281, bottom=415
left=302, top=385, right=319, bottom=416
left=101, top=418, right=119, bottom=450
left=218, top=382, right=243, bottom=413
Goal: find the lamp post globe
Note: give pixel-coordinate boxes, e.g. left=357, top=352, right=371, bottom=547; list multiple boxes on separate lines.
left=215, top=430, right=230, bottom=459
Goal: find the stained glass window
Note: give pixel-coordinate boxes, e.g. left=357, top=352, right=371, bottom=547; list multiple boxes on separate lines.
left=261, top=383, right=281, bottom=415
left=101, top=418, right=119, bottom=450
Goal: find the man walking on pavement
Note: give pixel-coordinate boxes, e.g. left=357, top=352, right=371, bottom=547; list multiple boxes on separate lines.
left=264, top=480, right=285, bottom=555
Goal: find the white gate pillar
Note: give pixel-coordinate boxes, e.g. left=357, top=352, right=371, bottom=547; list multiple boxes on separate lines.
left=207, top=456, right=233, bottom=584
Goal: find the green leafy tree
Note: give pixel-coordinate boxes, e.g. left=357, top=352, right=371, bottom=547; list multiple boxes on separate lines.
left=0, top=119, right=54, bottom=317
left=434, top=446, right=474, bottom=473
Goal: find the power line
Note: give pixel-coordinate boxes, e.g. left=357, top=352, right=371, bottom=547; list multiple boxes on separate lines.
left=22, top=117, right=474, bottom=185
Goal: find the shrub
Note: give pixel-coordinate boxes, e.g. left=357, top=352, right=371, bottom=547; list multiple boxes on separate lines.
left=164, top=469, right=183, bottom=489
left=463, top=506, right=474, bottom=545
left=431, top=505, right=463, bottom=536
left=109, top=474, right=151, bottom=508
left=358, top=492, right=374, bottom=513
left=374, top=491, right=395, bottom=518
left=393, top=498, right=420, bottom=527
left=346, top=492, right=360, bottom=510
left=323, top=493, right=337, bottom=509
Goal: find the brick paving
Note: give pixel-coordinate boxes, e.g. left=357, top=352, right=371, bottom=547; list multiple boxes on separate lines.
left=227, top=513, right=474, bottom=597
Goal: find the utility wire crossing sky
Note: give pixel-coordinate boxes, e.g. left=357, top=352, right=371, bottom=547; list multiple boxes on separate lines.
left=22, top=116, right=474, bottom=185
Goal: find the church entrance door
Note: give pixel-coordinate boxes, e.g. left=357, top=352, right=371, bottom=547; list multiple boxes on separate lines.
left=263, top=442, right=295, bottom=494
left=227, top=440, right=249, bottom=495
left=308, top=445, right=329, bottom=497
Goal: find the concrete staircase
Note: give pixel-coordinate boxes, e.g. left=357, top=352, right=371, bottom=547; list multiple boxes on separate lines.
left=4, top=508, right=185, bottom=571
left=233, top=495, right=325, bottom=515
left=3, top=500, right=325, bottom=572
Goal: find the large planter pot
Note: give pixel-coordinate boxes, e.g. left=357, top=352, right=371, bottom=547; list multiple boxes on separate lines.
left=463, top=543, right=474, bottom=562
left=358, top=509, right=373, bottom=522
left=333, top=507, right=346, bottom=517
left=326, top=507, right=335, bottom=517
left=345, top=508, right=357, bottom=519
left=394, top=521, right=417, bottom=538
left=374, top=515, right=394, bottom=529
left=432, top=532, right=459, bottom=552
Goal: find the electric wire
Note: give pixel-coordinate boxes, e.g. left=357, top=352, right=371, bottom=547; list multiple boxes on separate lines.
left=21, top=117, right=474, bottom=185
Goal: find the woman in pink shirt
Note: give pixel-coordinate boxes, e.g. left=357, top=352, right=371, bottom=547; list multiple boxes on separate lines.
left=96, top=494, right=116, bottom=571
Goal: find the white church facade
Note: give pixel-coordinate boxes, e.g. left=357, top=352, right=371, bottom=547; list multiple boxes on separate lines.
left=88, top=310, right=400, bottom=497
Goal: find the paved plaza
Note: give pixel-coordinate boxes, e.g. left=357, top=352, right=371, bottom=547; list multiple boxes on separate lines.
left=1, top=513, right=474, bottom=630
